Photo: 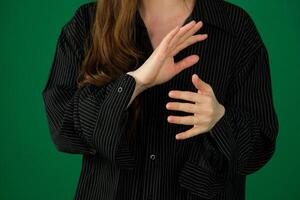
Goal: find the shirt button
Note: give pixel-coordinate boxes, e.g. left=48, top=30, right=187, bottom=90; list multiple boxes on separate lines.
left=90, top=149, right=97, bottom=155
left=149, top=154, right=156, bottom=160
left=117, top=87, right=123, bottom=93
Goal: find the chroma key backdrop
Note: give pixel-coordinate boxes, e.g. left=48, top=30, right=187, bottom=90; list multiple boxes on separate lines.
left=0, top=0, right=299, bottom=199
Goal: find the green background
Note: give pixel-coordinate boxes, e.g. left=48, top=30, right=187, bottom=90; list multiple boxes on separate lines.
left=0, top=0, right=299, bottom=199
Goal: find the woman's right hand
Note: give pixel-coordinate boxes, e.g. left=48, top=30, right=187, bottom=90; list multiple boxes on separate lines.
left=128, top=20, right=208, bottom=90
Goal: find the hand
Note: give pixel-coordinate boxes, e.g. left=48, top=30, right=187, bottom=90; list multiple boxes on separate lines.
left=128, top=20, right=208, bottom=89
left=166, top=74, right=225, bottom=140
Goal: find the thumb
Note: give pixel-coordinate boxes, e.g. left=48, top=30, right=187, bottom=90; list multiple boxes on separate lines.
left=192, top=74, right=211, bottom=94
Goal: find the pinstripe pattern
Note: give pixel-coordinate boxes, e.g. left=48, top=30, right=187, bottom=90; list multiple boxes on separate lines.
left=41, top=0, right=279, bottom=199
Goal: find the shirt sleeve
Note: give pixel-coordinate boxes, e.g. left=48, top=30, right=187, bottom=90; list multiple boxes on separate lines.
left=41, top=5, right=137, bottom=169
left=177, top=11, right=279, bottom=198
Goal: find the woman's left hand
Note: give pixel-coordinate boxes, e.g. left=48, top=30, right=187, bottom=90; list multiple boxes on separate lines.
left=166, top=74, right=225, bottom=140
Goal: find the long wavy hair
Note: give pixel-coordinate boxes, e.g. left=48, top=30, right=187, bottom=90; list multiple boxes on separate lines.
left=76, top=0, right=147, bottom=144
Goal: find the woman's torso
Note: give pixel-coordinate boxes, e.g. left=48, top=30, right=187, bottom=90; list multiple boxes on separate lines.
left=74, top=1, right=253, bottom=199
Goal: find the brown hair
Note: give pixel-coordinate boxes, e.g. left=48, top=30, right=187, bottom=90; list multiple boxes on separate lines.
left=77, top=0, right=146, bottom=143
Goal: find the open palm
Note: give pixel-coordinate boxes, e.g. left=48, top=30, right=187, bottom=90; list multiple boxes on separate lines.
left=132, top=20, right=208, bottom=89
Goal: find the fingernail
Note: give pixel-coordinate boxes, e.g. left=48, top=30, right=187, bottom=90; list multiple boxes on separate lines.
left=190, top=20, right=196, bottom=24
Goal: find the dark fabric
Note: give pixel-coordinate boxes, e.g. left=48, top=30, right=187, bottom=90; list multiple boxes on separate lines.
left=41, top=0, right=279, bottom=199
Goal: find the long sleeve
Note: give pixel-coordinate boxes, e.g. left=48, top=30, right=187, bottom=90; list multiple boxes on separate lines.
left=178, top=11, right=279, bottom=198
left=42, top=5, right=137, bottom=169
left=207, top=44, right=279, bottom=175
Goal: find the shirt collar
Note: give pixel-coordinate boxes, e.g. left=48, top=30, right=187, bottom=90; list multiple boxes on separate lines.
left=135, top=0, right=235, bottom=36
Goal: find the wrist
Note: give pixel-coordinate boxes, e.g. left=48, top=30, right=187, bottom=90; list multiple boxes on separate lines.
left=126, top=71, right=149, bottom=93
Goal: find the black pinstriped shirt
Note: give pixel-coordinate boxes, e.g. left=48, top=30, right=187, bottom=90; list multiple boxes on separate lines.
left=42, top=0, right=279, bottom=199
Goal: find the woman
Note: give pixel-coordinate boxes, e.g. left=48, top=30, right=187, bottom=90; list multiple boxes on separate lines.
left=42, top=0, right=279, bottom=199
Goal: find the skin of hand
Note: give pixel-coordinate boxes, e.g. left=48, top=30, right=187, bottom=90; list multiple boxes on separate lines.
left=127, top=20, right=208, bottom=91
left=166, top=74, right=225, bottom=140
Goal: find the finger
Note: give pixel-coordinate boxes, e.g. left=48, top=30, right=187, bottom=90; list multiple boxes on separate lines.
left=175, top=127, right=205, bottom=140
left=192, top=74, right=212, bottom=94
left=168, top=90, right=209, bottom=103
left=159, top=25, right=181, bottom=53
left=167, top=20, right=196, bottom=50
left=171, top=34, right=208, bottom=56
left=177, top=21, right=204, bottom=45
left=166, top=102, right=200, bottom=113
left=167, top=115, right=195, bottom=125
left=173, top=54, right=199, bottom=73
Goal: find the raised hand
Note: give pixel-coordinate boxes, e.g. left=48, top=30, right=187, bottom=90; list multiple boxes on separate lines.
left=128, top=20, right=208, bottom=89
